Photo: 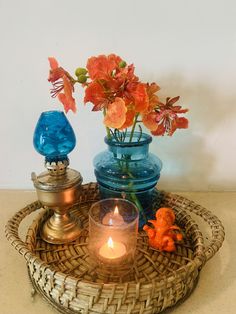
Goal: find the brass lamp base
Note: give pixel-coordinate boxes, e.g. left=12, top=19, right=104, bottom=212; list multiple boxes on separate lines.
left=32, top=160, right=83, bottom=245
left=41, top=212, right=82, bottom=244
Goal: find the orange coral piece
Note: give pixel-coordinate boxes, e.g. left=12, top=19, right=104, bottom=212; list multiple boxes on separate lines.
left=143, top=207, right=183, bottom=252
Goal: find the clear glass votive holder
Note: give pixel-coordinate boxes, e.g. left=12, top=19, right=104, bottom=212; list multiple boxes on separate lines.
left=88, top=198, right=139, bottom=279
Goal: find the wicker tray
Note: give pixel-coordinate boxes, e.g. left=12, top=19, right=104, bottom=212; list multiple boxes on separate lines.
left=5, top=183, right=225, bottom=314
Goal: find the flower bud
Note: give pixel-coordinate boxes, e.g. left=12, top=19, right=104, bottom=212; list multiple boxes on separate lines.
left=75, top=67, right=88, bottom=77
left=77, top=74, right=87, bottom=83
left=119, top=60, right=127, bottom=68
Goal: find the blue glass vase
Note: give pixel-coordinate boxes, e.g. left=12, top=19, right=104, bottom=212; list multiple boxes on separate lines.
left=33, top=110, right=76, bottom=162
left=93, top=132, right=162, bottom=228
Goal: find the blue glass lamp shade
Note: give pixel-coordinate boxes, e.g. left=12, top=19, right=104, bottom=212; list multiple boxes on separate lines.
left=33, top=111, right=76, bottom=162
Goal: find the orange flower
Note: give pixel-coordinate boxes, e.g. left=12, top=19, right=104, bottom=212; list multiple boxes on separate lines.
left=126, top=82, right=149, bottom=113
left=120, top=109, right=136, bottom=129
left=151, top=110, right=188, bottom=136
left=104, top=97, right=127, bottom=129
left=150, top=123, right=166, bottom=136
left=86, top=54, right=122, bottom=80
left=115, top=63, right=138, bottom=84
left=48, top=57, right=76, bottom=113
left=143, top=97, right=188, bottom=136
left=58, top=76, right=76, bottom=113
left=146, top=82, right=160, bottom=111
left=84, top=81, right=108, bottom=111
left=142, top=112, right=158, bottom=131
left=47, top=54, right=188, bottom=139
left=48, top=57, right=65, bottom=82
left=48, top=57, right=72, bottom=87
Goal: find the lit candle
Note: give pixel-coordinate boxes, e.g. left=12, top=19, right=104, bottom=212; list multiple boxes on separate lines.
left=102, top=206, right=125, bottom=225
left=99, top=236, right=126, bottom=260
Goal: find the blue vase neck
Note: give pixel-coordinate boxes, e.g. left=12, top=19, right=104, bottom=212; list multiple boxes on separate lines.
left=105, top=132, right=152, bottom=160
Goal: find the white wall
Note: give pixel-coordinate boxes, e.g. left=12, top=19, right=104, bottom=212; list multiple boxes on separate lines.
left=0, top=0, right=236, bottom=191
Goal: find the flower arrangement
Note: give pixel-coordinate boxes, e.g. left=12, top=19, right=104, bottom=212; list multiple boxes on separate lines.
left=48, top=54, right=188, bottom=141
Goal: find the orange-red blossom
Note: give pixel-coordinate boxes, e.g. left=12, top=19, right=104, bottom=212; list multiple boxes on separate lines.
left=142, top=96, right=188, bottom=136
left=104, top=97, right=127, bottom=129
left=48, top=54, right=189, bottom=136
left=83, top=54, right=188, bottom=135
left=143, top=207, right=183, bottom=252
left=48, top=57, right=76, bottom=113
left=84, top=54, right=151, bottom=128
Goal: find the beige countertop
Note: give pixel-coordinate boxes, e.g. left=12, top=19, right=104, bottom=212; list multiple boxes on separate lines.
left=1, top=190, right=235, bottom=314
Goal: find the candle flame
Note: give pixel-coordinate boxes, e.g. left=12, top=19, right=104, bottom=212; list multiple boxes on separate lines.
left=107, top=236, right=114, bottom=249
left=114, top=206, right=119, bottom=215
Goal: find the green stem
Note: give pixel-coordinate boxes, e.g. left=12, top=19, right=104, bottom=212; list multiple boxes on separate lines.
left=106, top=126, right=111, bottom=139
left=129, top=187, right=147, bottom=223
left=130, top=192, right=143, bottom=212
left=129, top=113, right=139, bottom=142
left=103, top=109, right=111, bottom=139
left=118, top=157, right=147, bottom=225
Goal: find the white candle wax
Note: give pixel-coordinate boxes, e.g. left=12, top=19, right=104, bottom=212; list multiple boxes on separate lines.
left=99, top=237, right=126, bottom=260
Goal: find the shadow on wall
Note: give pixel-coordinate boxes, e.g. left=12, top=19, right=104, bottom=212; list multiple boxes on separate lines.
left=155, top=133, right=214, bottom=191
left=148, top=73, right=236, bottom=191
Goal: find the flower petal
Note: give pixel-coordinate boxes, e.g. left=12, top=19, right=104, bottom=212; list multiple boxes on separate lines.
left=146, top=82, right=160, bottom=111
left=120, top=109, right=135, bottom=129
left=104, top=97, right=127, bottom=129
left=151, top=123, right=166, bottom=136
left=142, top=112, right=158, bottom=131
left=86, top=54, right=119, bottom=80
left=167, top=96, right=180, bottom=106
left=84, top=81, right=107, bottom=110
left=176, top=117, right=189, bottom=129
left=57, top=76, right=76, bottom=113
left=169, top=117, right=189, bottom=135
left=48, top=57, right=59, bottom=70
left=58, top=93, right=76, bottom=113
left=127, top=83, right=149, bottom=113
left=48, top=67, right=65, bottom=82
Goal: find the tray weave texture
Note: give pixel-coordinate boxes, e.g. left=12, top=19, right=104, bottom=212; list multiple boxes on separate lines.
left=5, top=183, right=225, bottom=314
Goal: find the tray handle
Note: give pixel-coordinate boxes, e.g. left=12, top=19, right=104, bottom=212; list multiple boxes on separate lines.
left=5, top=201, right=42, bottom=262
left=164, top=193, right=225, bottom=262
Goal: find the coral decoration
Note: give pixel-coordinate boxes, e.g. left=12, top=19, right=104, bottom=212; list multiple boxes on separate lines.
left=143, top=207, right=183, bottom=252
left=48, top=54, right=188, bottom=139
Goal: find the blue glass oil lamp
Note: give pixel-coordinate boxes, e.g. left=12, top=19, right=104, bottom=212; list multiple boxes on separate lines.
left=32, top=111, right=83, bottom=244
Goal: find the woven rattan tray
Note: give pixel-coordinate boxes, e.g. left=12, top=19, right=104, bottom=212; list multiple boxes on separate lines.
left=6, top=183, right=225, bottom=314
